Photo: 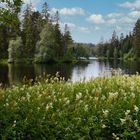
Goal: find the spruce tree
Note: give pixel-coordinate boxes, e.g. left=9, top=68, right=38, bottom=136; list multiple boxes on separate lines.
left=22, top=4, right=42, bottom=58
left=53, top=11, right=63, bottom=58
left=63, top=24, right=73, bottom=53
left=133, top=19, right=140, bottom=57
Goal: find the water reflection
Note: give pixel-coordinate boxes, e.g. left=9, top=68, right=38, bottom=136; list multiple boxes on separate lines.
left=0, top=59, right=140, bottom=86
left=34, top=63, right=74, bottom=80
left=8, top=64, right=35, bottom=86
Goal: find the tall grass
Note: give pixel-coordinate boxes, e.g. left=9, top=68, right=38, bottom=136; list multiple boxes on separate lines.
left=1, top=74, right=140, bottom=139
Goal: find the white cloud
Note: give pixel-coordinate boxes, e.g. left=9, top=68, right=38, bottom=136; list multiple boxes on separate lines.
left=128, top=11, right=140, bottom=18
left=87, top=14, right=105, bottom=24
left=95, top=27, right=100, bottom=31
left=107, top=13, right=122, bottom=18
left=78, top=27, right=90, bottom=33
left=107, top=18, right=117, bottom=24
left=23, top=0, right=41, bottom=6
left=118, top=17, right=134, bottom=24
left=60, top=22, right=76, bottom=31
left=116, top=26, right=122, bottom=31
left=119, top=0, right=140, bottom=10
left=65, top=23, right=76, bottom=29
left=52, top=7, right=85, bottom=16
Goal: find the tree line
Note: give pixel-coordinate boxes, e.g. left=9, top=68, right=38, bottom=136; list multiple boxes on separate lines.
left=95, top=19, right=140, bottom=60
left=0, top=1, right=91, bottom=63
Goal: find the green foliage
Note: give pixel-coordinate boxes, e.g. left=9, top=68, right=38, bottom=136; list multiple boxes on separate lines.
left=133, top=19, right=140, bottom=57
left=0, top=1, right=93, bottom=63
left=8, top=37, right=23, bottom=63
left=96, top=31, right=134, bottom=60
left=0, top=0, right=22, bottom=26
left=0, top=25, right=9, bottom=59
left=35, top=23, right=56, bottom=63
left=63, top=48, right=76, bottom=62
left=113, top=47, right=118, bottom=59
left=74, top=44, right=90, bottom=59
left=22, top=5, right=42, bottom=58
left=1, top=75, right=140, bottom=139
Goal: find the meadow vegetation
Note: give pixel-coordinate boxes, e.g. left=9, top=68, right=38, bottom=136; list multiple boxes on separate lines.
left=1, top=73, right=140, bottom=139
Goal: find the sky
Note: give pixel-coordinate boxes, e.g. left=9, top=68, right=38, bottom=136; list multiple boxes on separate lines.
left=14, top=0, right=140, bottom=43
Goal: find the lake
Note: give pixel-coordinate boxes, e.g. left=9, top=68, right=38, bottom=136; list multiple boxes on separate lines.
left=0, top=58, right=140, bottom=86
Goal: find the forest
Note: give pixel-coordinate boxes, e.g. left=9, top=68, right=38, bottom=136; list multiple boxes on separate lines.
left=1, top=0, right=140, bottom=63
left=94, top=19, right=140, bottom=61
left=0, top=1, right=93, bottom=63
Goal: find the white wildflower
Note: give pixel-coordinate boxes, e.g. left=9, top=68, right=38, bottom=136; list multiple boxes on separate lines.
left=125, top=110, right=130, bottom=116
left=108, top=92, right=118, bottom=100
left=101, top=95, right=106, bottom=100
left=84, top=105, right=88, bottom=111
left=103, top=110, right=109, bottom=118
left=134, top=120, right=138, bottom=128
left=65, top=100, right=70, bottom=105
left=94, top=97, right=98, bottom=102
left=12, top=120, right=16, bottom=127
left=134, top=105, right=139, bottom=113
left=26, top=92, right=31, bottom=101
left=120, top=118, right=126, bottom=125
left=102, top=124, right=106, bottom=128
left=76, top=92, right=82, bottom=100
left=46, top=105, right=49, bottom=111
left=112, top=133, right=120, bottom=140
left=89, top=96, right=93, bottom=100
left=123, top=92, right=127, bottom=97
left=46, top=103, right=53, bottom=111
left=131, top=93, right=135, bottom=99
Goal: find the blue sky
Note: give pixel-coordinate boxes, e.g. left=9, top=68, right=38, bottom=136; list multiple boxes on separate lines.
left=23, top=0, right=140, bottom=44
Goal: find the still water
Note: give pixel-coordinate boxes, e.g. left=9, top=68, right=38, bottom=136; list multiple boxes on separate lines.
left=0, top=58, right=140, bottom=86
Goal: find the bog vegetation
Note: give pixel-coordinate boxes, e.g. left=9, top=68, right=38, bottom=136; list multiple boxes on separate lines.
left=1, top=74, right=140, bottom=139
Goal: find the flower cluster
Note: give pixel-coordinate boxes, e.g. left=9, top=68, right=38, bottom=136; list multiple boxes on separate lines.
left=1, top=75, right=140, bottom=139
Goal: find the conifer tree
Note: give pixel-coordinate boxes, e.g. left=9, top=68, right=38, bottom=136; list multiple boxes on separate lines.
left=63, top=24, right=73, bottom=52
left=133, top=19, right=140, bottom=57
left=53, top=11, right=63, bottom=58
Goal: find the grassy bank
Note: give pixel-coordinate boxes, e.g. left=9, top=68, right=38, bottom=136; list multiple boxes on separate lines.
left=1, top=75, right=140, bottom=139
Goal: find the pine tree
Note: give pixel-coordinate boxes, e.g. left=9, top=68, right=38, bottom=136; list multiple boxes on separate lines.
left=111, top=31, right=119, bottom=58
left=63, top=24, right=73, bottom=53
left=53, top=11, right=63, bottom=58
left=42, top=2, right=50, bottom=23
left=133, top=19, right=140, bottom=57
left=22, top=3, right=42, bottom=58
left=119, top=33, right=124, bottom=58
left=22, top=4, right=34, bottom=58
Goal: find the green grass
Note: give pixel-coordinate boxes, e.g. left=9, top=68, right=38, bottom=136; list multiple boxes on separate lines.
left=1, top=75, right=140, bottom=139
